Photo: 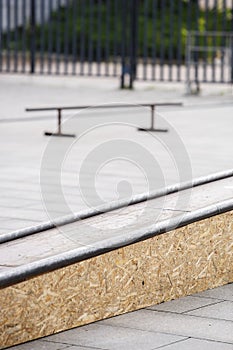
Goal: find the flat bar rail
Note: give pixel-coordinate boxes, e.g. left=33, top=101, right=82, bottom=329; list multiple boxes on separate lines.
left=26, top=102, right=183, bottom=136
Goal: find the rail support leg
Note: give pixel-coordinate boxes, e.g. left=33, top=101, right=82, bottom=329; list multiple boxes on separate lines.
left=138, top=105, right=168, bottom=132
left=44, top=109, right=76, bottom=137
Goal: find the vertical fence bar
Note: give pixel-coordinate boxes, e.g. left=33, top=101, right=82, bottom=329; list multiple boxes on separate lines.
left=187, top=0, right=191, bottom=33
left=88, top=0, right=93, bottom=75
left=72, top=0, right=77, bottom=75
left=231, top=2, right=233, bottom=84
left=21, top=0, right=26, bottom=73
left=80, top=0, right=85, bottom=75
left=120, top=0, right=127, bottom=88
left=203, top=0, right=208, bottom=82
left=186, top=31, right=191, bottom=93
left=14, top=0, right=18, bottom=72
left=212, top=0, right=217, bottom=82
left=186, top=0, right=191, bottom=85
left=97, top=0, right=101, bottom=76
left=194, top=1, right=199, bottom=90
left=64, top=0, right=69, bottom=75
left=129, top=0, right=138, bottom=88
left=176, top=0, right=182, bottom=81
left=40, top=0, right=45, bottom=74
left=151, top=0, right=156, bottom=81
left=30, top=0, right=36, bottom=74
left=0, top=0, right=2, bottom=72
left=143, top=0, right=148, bottom=80
left=113, top=0, right=118, bottom=76
left=105, top=0, right=110, bottom=76
left=220, top=0, right=227, bottom=82
left=55, top=0, right=61, bottom=74
left=160, top=0, right=165, bottom=81
left=47, top=0, right=53, bottom=74
left=168, top=0, right=174, bottom=81
left=6, top=0, right=11, bottom=72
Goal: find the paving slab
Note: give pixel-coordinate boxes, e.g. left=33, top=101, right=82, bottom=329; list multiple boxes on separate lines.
left=185, top=301, right=233, bottom=321
left=8, top=341, right=104, bottom=350
left=153, top=338, right=233, bottom=350
left=0, top=218, right=39, bottom=230
left=44, top=323, right=185, bottom=350
left=64, top=347, right=104, bottom=350
left=7, top=340, right=70, bottom=350
left=147, top=296, right=223, bottom=314
left=193, top=283, right=233, bottom=301
left=0, top=198, right=37, bottom=208
left=0, top=207, right=50, bottom=222
left=100, top=309, right=233, bottom=344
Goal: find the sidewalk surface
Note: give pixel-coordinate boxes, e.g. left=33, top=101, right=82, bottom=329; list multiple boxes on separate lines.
left=0, top=74, right=232, bottom=349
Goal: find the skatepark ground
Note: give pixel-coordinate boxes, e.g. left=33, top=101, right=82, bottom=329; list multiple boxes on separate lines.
left=0, top=74, right=232, bottom=350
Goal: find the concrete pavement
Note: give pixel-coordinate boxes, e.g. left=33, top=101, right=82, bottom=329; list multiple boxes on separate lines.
left=0, top=75, right=232, bottom=233
left=0, top=74, right=232, bottom=349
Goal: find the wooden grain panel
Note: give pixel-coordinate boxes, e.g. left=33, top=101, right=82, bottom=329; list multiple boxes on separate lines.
left=0, top=211, right=233, bottom=349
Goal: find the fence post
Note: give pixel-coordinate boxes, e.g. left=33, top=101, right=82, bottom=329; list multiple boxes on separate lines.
left=231, top=35, right=233, bottom=85
left=231, top=10, right=233, bottom=85
left=120, top=0, right=127, bottom=88
left=129, top=0, right=138, bottom=89
left=30, top=0, right=36, bottom=74
left=121, top=0, right=138, bottom=89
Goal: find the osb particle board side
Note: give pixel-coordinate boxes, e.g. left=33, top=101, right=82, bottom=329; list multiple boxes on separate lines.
left=0, top=211, right=233, bottom=349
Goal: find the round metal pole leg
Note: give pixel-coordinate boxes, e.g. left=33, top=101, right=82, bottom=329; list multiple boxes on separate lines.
left=58, top=109, right=61, bottom=135
left=150, top=105, right=155, bottom=129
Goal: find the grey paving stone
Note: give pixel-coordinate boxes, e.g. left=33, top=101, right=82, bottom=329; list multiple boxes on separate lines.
left=0, top=228, right=14, bottom=234
left=1, top=74, right=233, bottom=350
left=0, top=180, right=40, bottom=192
left=64, top=347, right=103, bottom=350
left=0, top=197, right=37, bottom=208
left=147, top=296, right=221, bottom=313
left=100, top=309, right=233, bottom=343
left=186, top=301, right=233, bottom=321
left=7, top=340, right=69, bottom=350
left=193, top=283, right=233, bottom=302
left=0, top=218, right=40, bottom=230
left=0, top=189, right=41, bottom=201
left=45, top=323, right=185, bottom=350
left=153, top=338, right=233, bottom=350
left=0, top=208, right=48, bottom=221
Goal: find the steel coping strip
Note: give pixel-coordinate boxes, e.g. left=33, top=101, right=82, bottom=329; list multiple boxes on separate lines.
left=0, top=197, right=233, bottom=289
left=1, top=168, right=233, bottom=245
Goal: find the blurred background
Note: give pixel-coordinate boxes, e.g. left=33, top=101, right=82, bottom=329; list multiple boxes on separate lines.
left=0, top=0, right=232, bottom=91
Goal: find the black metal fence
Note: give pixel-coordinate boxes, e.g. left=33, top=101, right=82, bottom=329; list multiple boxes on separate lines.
left=0, top=0, right=232, bottom=87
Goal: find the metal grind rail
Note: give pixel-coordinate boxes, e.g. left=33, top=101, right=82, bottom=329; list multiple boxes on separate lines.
left=1, top=168, right=233, bottom=246
left=25, top=102, right=183, bottom=137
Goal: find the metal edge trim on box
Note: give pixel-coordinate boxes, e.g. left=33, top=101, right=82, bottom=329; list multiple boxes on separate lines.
left=0, top=197, right=233, bottom=289
left=1, top=168, right=233, bottom=245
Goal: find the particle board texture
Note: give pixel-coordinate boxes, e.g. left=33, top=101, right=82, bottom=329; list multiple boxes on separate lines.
left=0, top=211, right=233, bottom=349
